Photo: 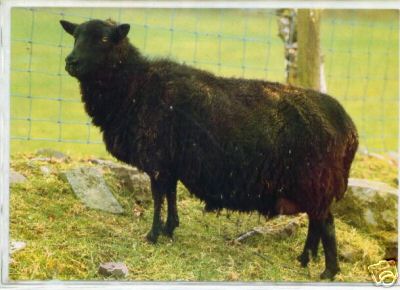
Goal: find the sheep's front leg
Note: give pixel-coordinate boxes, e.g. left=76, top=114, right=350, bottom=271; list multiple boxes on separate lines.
left=163, top=184, right=179, bottom=237
left=146, top=177, right=165, bottom=243
left=146, top=175, right=178, bottom=243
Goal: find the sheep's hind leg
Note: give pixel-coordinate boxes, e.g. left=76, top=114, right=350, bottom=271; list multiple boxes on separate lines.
left=297, top=217, right=321, bottom=267
left=146, top=177, right=165, bottom=243
left=319, top=211, right=340, bottom=280
left=163, top=183, right=179, bottom=237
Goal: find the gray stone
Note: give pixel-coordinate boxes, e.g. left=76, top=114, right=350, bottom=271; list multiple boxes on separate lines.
left=366, top=152, right=386, bottom=161
left=254, top=215, right=305, bottom=238
left=388, top=151, right=398, bottom=167
left=89, top=158, right=117, bottom=167
left=335, top=179, right=398, bottom=263
left=90, top=159, right=151, bottom=203
left=40, top=166, right=52, bottom=176
left=90, top=159, right=141, bottom=177
left=89, top=159, right=133, bottom=171
left=30, top=157, right=52, bottom=163
left=235, top=214, right=306, bottom=243
left=111, top=168, right=151, bottom=203
left=10, top=169, right=27, bottom=184
left=36, top=148, right=70, bottom=161
left=98, top=262, right=129, bottom=278
left=339, top=247, right=360, bottom=262
left=61, top=167, right=124, bottom=214
left=360, top=150, right=398, bottom=167
left=349, top=178, right=397, bottom=195
left=10, top=240, right=26, bottom=254
left=332, top=178, right=397, bottom=233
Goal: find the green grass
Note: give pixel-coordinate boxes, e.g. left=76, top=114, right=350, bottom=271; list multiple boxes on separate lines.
left=9, top=153, right=395, bottom=282
left=10, top=8, right=398, bottom=155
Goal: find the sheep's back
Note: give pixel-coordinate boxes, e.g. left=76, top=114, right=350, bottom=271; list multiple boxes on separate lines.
left=153, top=61, right=358, bottom=217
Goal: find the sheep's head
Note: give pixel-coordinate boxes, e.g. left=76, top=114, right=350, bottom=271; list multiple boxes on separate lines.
left=60, top=19, right=130, bottom=79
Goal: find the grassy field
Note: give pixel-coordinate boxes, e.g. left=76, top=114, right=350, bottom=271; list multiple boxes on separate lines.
left=9, top=153, right=396, bottom=282
left=10, top=8, right=398, bottom=156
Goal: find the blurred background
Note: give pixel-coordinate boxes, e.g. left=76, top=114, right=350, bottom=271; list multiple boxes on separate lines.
left=10, top=8, right=399, bottom=156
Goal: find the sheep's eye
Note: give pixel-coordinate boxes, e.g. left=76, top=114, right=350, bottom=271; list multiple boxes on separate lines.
left=101, top=36, right=108, bottom=43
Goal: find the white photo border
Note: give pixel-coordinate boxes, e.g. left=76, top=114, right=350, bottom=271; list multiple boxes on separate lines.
left=0, top=0, right=399, bottom=289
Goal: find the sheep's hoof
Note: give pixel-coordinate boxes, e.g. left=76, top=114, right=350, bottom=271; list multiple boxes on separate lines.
left=145, top=230, right=159, bottom=244
left=320, top=267, right=339, bottom=280
left=297, top=252, right=309, bottom=267
left=162, top=226, right=174, bottom=238
left=162, top=217, right=179, bottom=237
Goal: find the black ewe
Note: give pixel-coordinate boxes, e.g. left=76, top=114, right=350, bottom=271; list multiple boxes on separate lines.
left=60, top=19, right=358, bottom=280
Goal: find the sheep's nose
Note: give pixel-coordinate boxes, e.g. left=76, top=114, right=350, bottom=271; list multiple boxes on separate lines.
left=66, top=54, right=79, bottom=65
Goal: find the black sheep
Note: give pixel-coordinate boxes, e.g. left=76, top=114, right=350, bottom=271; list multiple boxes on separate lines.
left=60, top=19, right=358, bottom=280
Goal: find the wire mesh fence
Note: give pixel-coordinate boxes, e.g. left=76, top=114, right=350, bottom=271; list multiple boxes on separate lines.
left=10, top=8, right=398, bottom=153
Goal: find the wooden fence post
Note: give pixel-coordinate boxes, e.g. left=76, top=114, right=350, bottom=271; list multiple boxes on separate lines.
left=295, top=9, right=322, bottom=91
left=277, top=9, right=325, bottom=92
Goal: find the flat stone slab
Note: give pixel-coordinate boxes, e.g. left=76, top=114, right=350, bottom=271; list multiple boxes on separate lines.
left=98, top=262, right=129, bottom=278
left=36, top=148, right=70, bottom=161
left=62, top=167, right=124, bottom=214
left=89, top=159, right=151, bottom=203
left=10, top=241, right=26, bottom=254
left=333, top=178, right=397, bottom=232
left=10, top=169, right=27, bottom=184
left=40, top=166, right=52, bottom=176
left=235, top=214, right=307, bottom=243
left=348, top=178, right=397, bottom=195
left=388, top=151, right=398, bottom=166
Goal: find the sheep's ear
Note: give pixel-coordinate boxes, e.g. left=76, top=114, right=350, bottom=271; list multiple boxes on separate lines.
left=112, top=24, right=130, bottom=42
left=60, top=20, right=77, bottom=35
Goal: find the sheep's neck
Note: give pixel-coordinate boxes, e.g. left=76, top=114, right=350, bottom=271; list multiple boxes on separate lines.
left=79, top=48, right=149, bottom=128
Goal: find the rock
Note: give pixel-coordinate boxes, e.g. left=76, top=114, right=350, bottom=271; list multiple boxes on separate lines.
left=89, top=159, right=140, bottom=178
left=89, top=158, right=122, bottom=168
left=10, top=241, right=26, bottom=254
left=334, top=178, right=398, bottom=263
left=10, top=169, right=27, bottom=184
left=112, top=168, right=151, bottom=203
left=61, top=167, right=124, bottom=214
left=36, top=148, right=70, bottom=161
left=366, top=152, right=386, bottom=161
left=235, top=214, right=306, bottom=243
left=254, top=219, right=301, bottom=239
left=90, top=159, right=151, bottom=203
left=30, top=157, right=52, bottom=163
left=360, top=150, right=398, bottom=167
left=98, top=262, right=129, bottom=278
left=339, top=245, right=363, bottom=262
left=40, top=166, right=52, bottom=176
left=332, top=178, right=397, bottom=233
left=388, top=151, right=398, bottom=167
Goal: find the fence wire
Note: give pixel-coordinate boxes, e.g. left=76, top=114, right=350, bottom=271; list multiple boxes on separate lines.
left=10, top=8, right=398, bottom=153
